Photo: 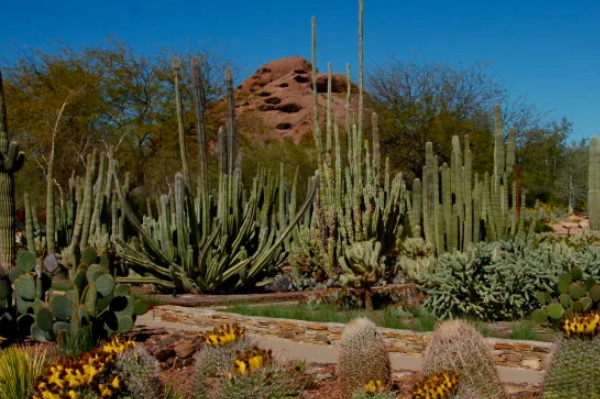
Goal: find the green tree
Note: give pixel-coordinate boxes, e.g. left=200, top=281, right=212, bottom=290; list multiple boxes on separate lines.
left=3, top=41, right=232, bottom=205
left=517, top=117, right=570, bottom=206
left=555, top=139, right=588, bottom=213
left=367, top=58, right=555, bottom=184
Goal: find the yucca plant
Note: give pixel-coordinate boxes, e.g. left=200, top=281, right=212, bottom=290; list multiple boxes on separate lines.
left=0, top=345, right=48, bottom=399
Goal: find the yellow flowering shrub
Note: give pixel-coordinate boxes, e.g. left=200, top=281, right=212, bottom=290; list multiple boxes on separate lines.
left=31, top=336, right=135, bottom=399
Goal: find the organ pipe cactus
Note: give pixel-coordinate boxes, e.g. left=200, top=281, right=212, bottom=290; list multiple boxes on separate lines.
left=0, top=66, right=24, bottom=274
left=410, top=106, right=528, bottom=254
left=114, top=65, right=318, bottom=293
left=302, top=3, right=410, bottom=282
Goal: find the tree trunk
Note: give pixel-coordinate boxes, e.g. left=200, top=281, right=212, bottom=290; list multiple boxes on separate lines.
left=364, top=287, right=374, bottom=311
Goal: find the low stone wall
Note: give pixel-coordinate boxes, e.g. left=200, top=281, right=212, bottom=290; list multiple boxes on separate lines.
left=152, top=305, right=553, bottom=372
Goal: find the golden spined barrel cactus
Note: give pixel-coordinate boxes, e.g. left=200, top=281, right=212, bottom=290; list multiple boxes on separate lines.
left=339, top=317, right=391, bottom=399
left=541, top=312, right=600, bottom=398
left=423, top=320, right=507, bottom=399
left=410, top=370, right=481, bottom=399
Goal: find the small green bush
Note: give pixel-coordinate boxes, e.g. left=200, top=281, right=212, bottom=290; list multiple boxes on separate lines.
left=0, top=345, right=48, bottom=399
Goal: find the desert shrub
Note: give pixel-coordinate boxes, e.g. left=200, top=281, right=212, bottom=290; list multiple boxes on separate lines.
left=423, top=320, right=507, bottom=399
left=57, top=325, right=98, bottom=359
left=423, top=240, right=567, bottom=321
left=116, top=345, right=164, bottom=399
left=339, top=318, right=391, bottom=399
left=0, top=345, right=47, bottom=399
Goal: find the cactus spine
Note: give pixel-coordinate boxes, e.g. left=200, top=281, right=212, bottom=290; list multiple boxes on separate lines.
left=541, top=336, right=600, bottom=398
left=0, top=66, right=24, bottom=273
left=339, top=317, right=391, bottom=399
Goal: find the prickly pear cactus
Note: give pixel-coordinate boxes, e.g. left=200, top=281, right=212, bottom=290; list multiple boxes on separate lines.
left=3, top=248, right=147, bottom=343
left=532, top=265, right=600, bottom=326
left=339, top=317, right=391, bottom=399
left=10, top=251, right=53, bottom=338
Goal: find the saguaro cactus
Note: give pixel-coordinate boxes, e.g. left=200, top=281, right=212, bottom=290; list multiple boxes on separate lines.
left=0, top=66, right=25, bottom=274
left=588, top=136, right=600, bottom=230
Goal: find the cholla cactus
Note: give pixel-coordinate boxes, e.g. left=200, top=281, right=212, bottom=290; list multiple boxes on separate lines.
left=339, top=240, right=387, bottom=310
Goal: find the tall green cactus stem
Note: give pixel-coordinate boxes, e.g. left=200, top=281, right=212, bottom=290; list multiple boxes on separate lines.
left=412, top=104, right=523, bottom=253
left=24, top=193, right=35, bottom=253
left=173, top=58, right=190, bottom=189
left=588, top=136, right=600, bottom=230
left=305, top=0, right=410, bottom=279
left=114, top=67, right=318, bottom=293
left=0, top=66, right=25, bottom=273
left=46, top=145, right=56, bottom=255
left=191, top=57, right=210, bottom=240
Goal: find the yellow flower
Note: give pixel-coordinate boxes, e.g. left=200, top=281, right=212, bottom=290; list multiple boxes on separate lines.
left=248, top=355, right=264, bottom=371
left=67, top=390, right=78, bottom=399
left=111, top=375, right=121, bottom=390
left=234, top=360, right=248, bottom=375
left=99, top=384, right=113, bottom=398
left=364, top=380, right=385, bottom=393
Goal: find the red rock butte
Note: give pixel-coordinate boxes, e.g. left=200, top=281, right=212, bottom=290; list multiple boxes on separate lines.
left=233, top=56, right=360, bottom=144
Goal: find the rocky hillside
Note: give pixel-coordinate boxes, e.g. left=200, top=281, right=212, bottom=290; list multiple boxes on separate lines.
left=231, top=56, right=362, bottom=144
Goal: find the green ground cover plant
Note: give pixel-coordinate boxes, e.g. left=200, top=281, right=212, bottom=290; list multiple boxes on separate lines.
left=224, top=302, right=556, bottom=340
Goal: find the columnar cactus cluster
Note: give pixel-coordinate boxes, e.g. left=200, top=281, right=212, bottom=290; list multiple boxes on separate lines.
left=113, top=64, right=319, bottom=294
left=410, top=107, right=525, bottom=254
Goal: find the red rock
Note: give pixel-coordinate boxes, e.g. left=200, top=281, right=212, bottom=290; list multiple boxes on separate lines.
left=174, top=340, right=196, bottom=359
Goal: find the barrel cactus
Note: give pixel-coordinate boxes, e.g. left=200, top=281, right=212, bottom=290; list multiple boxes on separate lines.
left=423, top=320, right=507, bottom=399
left=541, top=311, right=600, bottom=398
left=339, top=317, right=391, bottom=399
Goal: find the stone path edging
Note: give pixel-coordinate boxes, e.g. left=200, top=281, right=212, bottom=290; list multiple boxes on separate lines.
left=148, top=305, right=549, bottom=384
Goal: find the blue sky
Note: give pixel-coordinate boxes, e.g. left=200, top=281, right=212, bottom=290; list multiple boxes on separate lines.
left=1, top=0, right=599, bottom=141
